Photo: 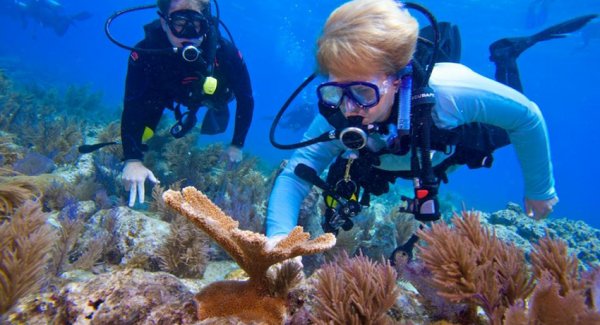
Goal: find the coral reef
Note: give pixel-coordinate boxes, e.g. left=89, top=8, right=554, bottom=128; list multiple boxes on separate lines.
left=163, top=186, right=336, bottom=323
left=416, top=210, right=600, bottom=324
left=0, top=201, right=57, bottom=314
left=157, top=215, right=211, bottom=278
left=5, top=269, right=198, bottom=324
left=12, top=152, right=56, bottom=176
left=311, top=251, right=399, bottom=324
left=0, top=170, right=40, bottom=218
left=0, top=134, right=23, bottom=167
left=49, top=201, right=103, bottom=277
left=504, top=272, right=600, bottom=324
left=150, top=182, right=183, bottom=222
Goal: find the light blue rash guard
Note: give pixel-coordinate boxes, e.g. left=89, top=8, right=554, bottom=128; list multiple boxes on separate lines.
left=266, top=63, right=557, bottom=237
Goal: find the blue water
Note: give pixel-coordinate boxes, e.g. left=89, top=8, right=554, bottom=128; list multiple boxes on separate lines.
left=1, top=0, right=599, bottom=227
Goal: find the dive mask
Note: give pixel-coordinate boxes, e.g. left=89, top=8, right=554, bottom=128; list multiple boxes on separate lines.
left=317, top=81, right=381, bottom=111
left=160, top=9, right=209, bottom=39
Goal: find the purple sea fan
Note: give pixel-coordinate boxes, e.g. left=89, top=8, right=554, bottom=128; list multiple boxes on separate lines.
left=13, top=152, right=56, bottom=175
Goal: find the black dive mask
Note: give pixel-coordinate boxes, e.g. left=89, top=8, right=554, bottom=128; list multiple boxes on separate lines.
left=160, top=9, right=209, bottom=39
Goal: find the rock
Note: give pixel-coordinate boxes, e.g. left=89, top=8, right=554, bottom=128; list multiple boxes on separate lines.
left=6, top=269, right=198, bottom=324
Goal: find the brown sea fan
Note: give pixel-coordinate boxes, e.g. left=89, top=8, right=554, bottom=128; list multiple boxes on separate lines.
left=311, top=251, right=399, bottom=324
left=0, top=200, right=56, bottom=314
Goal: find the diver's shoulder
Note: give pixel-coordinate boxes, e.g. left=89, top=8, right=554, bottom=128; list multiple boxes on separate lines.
left=431, top=62, right=476, bottom=77
left=430, top=62, right=496, bottom=90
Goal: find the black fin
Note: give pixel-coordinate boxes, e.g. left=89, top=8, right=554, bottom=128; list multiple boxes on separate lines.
left=200, top=106, right=230, bottom=135
left=490, top=14, right=598, bottom=65
left=489, top=14, right=597, bottom=92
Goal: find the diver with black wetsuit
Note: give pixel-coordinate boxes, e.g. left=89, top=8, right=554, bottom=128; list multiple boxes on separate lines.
left=121, top=20, right=254, bottom=161
left=119, top=0, right=254, bottom=207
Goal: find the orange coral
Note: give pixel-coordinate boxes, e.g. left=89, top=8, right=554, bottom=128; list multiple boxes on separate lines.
left=417, top=210, right=600, bottom=325
left=505, top=272, right=600, bottom=325
left=530, top=232, right=584, bottom=296
left=163, top=186, right=336, bottom=324
left=0, top=201, right=56, bottom=314
left=0, top=171, right=40, bottom=218
left=417, top=211, right=533, bottom=324
left=311, top=251, right=399, bottom=324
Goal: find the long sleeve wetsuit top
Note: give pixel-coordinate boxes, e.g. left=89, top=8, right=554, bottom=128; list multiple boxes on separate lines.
left=121, top=20, right=254, bottom=161
left=266, top=63, right=556, bottom=237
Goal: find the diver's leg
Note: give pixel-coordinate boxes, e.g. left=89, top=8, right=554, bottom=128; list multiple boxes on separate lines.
left=489, top=14, right=597, bottom=93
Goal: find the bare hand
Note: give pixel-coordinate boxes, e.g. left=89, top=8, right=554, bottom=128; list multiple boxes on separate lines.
left=122, top=160, right=159, bottom=207
left=524, top=196, right=559, bottom=220
left=227, top=145, right=243, bottom=163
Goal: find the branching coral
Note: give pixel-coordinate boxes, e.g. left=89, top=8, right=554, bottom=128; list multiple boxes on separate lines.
left=417, top=210, right=600, bottom=325
left=49, top=214, right=85, bottom=276
left=151, top=182, right=184, bottom=222
left=0, top=200, right=57, bottom=314
left=95, top=120, right=123, bottom=159
left=0, top=134, right=23, bottom=167
left=505, top=272, right=600, bottom=325
left=311, top=251, right=400, bottom=324
left=0, top=172, right=41, bottom=218
left=530, top=232, right=584, bottom=296
left=157, top=215, right=210, bottom=278
left=162, top=186, right=336, bottom=323
left=417, top=211, right=534, bottom=324
left=21, top=116, right=83, bottom=165
left=63, top=84, right=103, bottom=118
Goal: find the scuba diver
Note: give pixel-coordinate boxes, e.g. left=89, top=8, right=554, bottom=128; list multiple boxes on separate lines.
left=119, top=0, right=254, bottom=207
left=265, top=0, right=596, bottom=260
left=2, top=0, right=91, bottom=36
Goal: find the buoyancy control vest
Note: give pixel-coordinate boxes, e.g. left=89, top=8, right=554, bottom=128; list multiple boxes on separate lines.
left=322, top=21, right=511, bottom=227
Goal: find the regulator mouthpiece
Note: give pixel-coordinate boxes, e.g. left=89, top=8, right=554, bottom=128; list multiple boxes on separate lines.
left=181, top=44, right=201, bottom=62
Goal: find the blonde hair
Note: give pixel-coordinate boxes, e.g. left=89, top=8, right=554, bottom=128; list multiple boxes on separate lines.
left=317, top=0, right=419, bottom=78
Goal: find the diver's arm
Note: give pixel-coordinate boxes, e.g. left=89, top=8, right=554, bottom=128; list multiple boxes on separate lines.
left=430, top=62, right=556, bottom=201
left=266, top=115, right=344, bottom=237
left=219, top=40, right=254, bottom=149
left=121, top=52, right=165, bottom=161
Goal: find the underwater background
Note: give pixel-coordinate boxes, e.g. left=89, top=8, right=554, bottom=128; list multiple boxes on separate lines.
left=0, top=0, right=599, bottom=225
left=1, top=0, right=599, bottom=228
left=2, top=1, right=600, bottom=324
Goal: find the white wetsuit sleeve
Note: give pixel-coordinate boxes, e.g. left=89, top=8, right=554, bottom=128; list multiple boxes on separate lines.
left=266, top=115, right=343, bottom=237
left=430, top=63, right=556, bottom=200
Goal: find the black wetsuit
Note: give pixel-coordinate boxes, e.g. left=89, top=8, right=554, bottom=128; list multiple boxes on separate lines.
left=121, top=20, right=254, bottom=160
